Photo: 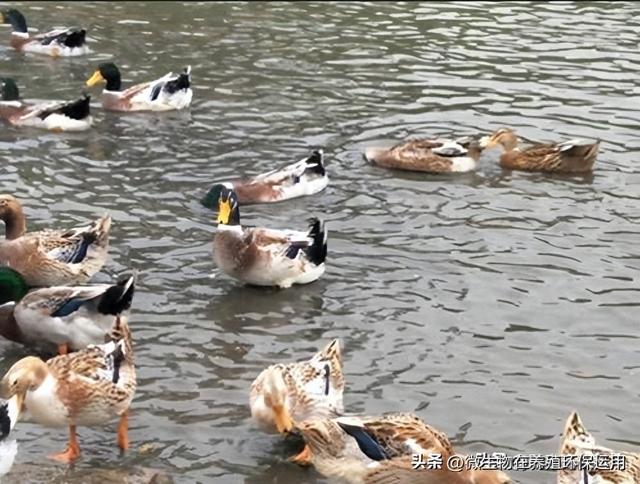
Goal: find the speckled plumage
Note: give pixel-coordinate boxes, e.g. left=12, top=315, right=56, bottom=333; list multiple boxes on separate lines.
left=365, top=139, right=482, bottom=173
left=0, top=195, right=110, bottom=287
left=250, top=339, right=344, bottom=433
left=480, top=128, right=599, bottom=173
left=558, top=412, right=640, bottom=484
left=295, top=413, right=511, bottom=484
left=0, top=316, right=135, bottom=461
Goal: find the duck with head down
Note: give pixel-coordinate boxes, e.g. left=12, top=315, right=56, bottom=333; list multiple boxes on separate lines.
left=480, top=128, right=599, bottom=173
left=365, top=137, right=483, bottom=173
left=0, top=194, right=111, bottom=287
left=86, top=62, right=192, bottom=112
left=292, top=413, right=512, bottom=484
left=202, top=149, right=328, bottom=208
left=250, top=339, right=344, bottom=435
left=0, top=316, right=136, bottom=463
left=0, top=8, right=88, bottom=57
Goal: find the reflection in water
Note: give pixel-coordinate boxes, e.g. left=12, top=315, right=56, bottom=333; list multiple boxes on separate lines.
left=0, top=1, right=639, bottom=483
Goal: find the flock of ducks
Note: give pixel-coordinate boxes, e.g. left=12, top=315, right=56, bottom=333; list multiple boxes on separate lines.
left=0, top=6, right=635, bottom=484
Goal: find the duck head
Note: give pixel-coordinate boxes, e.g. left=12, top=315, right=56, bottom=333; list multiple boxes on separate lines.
left=0, top=268, right=29, bottom=305
left=0, top=194, right=26, bottom=239
left=86, top=62, right=122, bottom=91
left=0, top=78, right=19, bottom=102
left=256, top=368, right=294, bottom=433
left=216, top=187, right=240, bottom=226
left=479, top=128, right=519, bottom=151
left=1, top=9, right=28, bottom=35
left=0, top=357, right=48, bottom=412
left=202, top=182, right=234, bottom=210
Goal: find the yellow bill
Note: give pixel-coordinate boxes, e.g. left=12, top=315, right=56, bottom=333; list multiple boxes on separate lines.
left=86, top=70, right=105, bottom=87
left=217, top=199, right=232, bottom=224
left=272, top=404, right=294, bottom=433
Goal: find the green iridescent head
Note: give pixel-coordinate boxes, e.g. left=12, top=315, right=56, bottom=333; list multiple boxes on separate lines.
left=0, top=267, right=29, bottom=304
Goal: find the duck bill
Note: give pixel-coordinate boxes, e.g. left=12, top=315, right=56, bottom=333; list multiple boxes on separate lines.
left=86, top=70, right=105, bottom=87
left=272, top=404, right=294, bottom=434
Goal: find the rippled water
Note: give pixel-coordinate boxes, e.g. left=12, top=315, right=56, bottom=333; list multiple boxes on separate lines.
left=1, top=1, right=639, bottom=483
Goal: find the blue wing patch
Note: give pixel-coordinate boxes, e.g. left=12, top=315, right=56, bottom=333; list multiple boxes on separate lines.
left=336, top=422, right=389, bottom=461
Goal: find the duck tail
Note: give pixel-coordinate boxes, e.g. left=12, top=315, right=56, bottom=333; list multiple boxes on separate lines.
left=0, top=395, right=21, bottom=440
left=305, top=218, right=327, bottom=266
left=303, top=149, right=326, bottom=177
left=560, top=140, right=600, bottom=170
left=316, top=339, right=342, bottom=372
left=164, top=66, right=191, bottom=94
left=54, top=94, right=91, bottom=121
left=62, top=28, right=86, bottom=48
left=97, top=274, right=136, bottom=316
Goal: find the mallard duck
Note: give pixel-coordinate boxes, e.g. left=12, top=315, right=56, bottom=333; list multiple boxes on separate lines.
left=213, top=187, right=327, bottom=288
left=202, top=150, right=328, bottom=208
left=0, top=315, right=135, bottom=463
left=558, top=411, right=640, bottom=484
left=0, top=194, right=111, bottom=287
left=0, top=78, right=92, bottom=132
left=479, top=128, right=599, bottom=173
left=365, top=138, right=482, bottom=173
left=250, top=339, right=343, bottom=434
left=0, top=8, right=88, bottom=57
left=292, top=413, right=511, bottom=484
left=0, top=267, right=135, bottom=354
left=86, top=62, right=192, bottom=112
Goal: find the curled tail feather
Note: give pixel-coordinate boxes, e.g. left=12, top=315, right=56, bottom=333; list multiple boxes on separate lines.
left=305, top=218, right=327, bottom=266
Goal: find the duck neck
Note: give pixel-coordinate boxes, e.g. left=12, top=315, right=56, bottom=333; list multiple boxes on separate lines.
left=1, top=204, right=26, bottom=240
left=0, top=303, right=23, bottom=344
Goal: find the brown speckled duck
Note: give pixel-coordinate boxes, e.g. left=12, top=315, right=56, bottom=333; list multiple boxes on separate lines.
left=558, top=411, right=640, bottom=484
left=480, top=128, right=599, bottom=173
left=292, top=413, right=511, bottom=484
left=0, top=195, right=110, bottom=287
left=365, top=138, right=482, bottom=173
left=250, top=339, right=344, bottom=434
left=0, top=316, right=136, bottom=463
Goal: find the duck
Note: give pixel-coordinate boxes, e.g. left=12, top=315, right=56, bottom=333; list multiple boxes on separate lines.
left=0, top=267, right=135, bottom=355
left=292, top=413, right=511, bottom=484
left=0, top=401, right=17, bottom=477
left=0, top=78, right=92, bottom=132
left=479, top=128, right=599, bottom=173
left=250, top=339, right=343, bottom=434
left=364, top=137, right=482, bottom=173
left=212, top=187, right=327, bottom=288
left=85, top=62, right=193, bottom=112
left=0, top=8, right=88, bottom=57
left=0, top=194, right=111, bottom=287
left=558, top=411, right=639, bottom=484
left=0, top=315, right=136, bottom=463
left=202, top=150, right=328, bottom=208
